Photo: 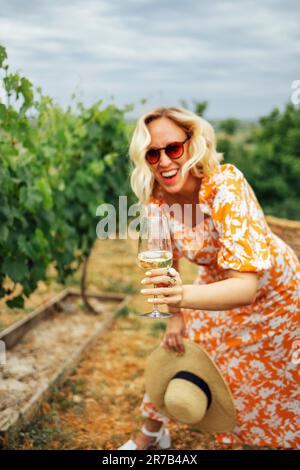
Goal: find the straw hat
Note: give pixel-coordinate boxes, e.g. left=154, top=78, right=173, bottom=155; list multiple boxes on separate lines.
left=145, top=339, right=236, bottom=433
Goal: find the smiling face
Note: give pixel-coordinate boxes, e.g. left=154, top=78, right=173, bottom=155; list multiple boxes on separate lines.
left=146, top=117, right=198, bottom=197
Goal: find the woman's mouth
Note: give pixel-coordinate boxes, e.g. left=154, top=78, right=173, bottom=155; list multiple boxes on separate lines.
left=160, top=169, right=179, bottom=184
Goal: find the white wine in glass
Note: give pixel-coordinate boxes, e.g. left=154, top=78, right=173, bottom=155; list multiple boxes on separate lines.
left=137, top=206, right=174, bottom=319
left=137, top=250, right=173, bottom=270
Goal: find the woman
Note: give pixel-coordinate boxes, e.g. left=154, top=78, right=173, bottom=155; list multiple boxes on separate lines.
left=119, top=106, right=300, bottom=450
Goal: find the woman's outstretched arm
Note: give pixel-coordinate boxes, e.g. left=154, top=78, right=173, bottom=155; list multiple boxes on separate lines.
left=179, top=270, right=259, bottom=310
left=141, top=268, right=259, bottom=311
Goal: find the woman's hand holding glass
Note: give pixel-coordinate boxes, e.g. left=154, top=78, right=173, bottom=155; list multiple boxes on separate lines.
left=140, top=266, right=184, bottom=308
left=138, top=205, right=177, bottom=318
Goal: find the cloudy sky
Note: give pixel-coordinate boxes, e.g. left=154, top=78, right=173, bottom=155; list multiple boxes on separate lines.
left=0, top=0, right=299, bottom=119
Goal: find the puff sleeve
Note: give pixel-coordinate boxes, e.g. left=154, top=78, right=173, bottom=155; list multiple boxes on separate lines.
left=211, top=164, right=272, bottom=272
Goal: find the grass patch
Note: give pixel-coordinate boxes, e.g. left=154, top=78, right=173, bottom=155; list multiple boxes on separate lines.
left=148, top=321, right=167, bottom=337
left=7, top=410, right=73, bottom=450
left=65, top=378, right=86, bottom=395
left=114, top=306, right=140, bottom=319
left=103, top=278, right=138, bottom=294
left=64, top=273, right=81, bottom=287
left=48, top=378, right=86, bottom=413
left=118, top=319, right=142, bottom=332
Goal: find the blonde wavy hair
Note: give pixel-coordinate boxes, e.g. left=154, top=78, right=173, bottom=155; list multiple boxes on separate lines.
left=129, top=106, right=223, bottom=203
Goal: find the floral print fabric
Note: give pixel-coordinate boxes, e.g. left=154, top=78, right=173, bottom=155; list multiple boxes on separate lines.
left=140, top=163, right=300, bottom=448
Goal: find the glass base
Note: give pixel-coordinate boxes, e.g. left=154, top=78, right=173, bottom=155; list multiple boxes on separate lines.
left=139, top=310, right=173, bottom=319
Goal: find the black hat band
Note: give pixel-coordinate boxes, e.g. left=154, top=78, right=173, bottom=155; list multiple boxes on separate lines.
left=172, top=370, right=212, bottom=410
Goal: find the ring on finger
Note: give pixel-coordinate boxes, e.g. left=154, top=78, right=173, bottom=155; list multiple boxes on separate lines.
left=169, top=276, right=177, bottom=286
left=167, top=267, right=177, bottom=277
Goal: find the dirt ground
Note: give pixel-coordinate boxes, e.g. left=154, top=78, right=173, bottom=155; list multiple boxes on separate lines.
left=5, top=239, right=276, bottom=450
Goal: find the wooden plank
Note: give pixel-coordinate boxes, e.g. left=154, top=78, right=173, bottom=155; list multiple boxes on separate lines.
left=0, top=289, right=70, bottom=350
left=0, top=293, right=129, bottom=448
left=0, top=289, right=128, bottom=350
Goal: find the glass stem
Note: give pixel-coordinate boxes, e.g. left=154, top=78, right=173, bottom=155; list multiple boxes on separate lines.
left=152, top=291, right=160, bottom=314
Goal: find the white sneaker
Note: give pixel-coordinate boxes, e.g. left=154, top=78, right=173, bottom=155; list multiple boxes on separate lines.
left=118, top=424, right=171, bottom=450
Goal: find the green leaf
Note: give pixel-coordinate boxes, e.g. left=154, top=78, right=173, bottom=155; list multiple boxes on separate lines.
left=0, top=45, right=7, bottom=68
left=2, top=258, right=28, bottom=282
left=0, top=225, right=9, bottom=243
left=4, top=73, right=20, bottom=95
left=0, top=287, right=6, bottom=298
left=0, top=103, right=6, bottom=120
left=34, top=228, right=48, bottom=246
left=36, top=178, right=53, bottom=209
left=31, top=264, right=46, bottom=282
left=7, top=295, right=24, bottom=309
left=17, top=235, right=30, bottom=255
left=19, top=77, right=34, bottom=113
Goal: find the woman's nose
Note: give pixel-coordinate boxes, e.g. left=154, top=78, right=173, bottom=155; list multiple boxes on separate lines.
left=158, top=150, right=174, bottom=168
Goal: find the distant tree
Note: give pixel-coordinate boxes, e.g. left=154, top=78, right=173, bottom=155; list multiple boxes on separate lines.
left=223, top=103, right=300, bottom=220
left=217, top=138, right=232, bottom=158
left=178, top=100, right=208, bottom=117
left=194, top=101, right=208, bottom=117
left=219, top=118, right=240, bottom=135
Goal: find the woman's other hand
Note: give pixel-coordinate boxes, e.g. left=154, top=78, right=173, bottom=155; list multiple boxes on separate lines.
left=161, top=313, right=188, bottom=354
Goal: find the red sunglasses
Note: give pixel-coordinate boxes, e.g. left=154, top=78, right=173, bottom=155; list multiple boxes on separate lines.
left=145, top=136, right=190, bottom=165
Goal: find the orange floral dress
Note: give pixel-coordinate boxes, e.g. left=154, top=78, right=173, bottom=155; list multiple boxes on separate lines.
left=140, top=163, right=300, bottom=449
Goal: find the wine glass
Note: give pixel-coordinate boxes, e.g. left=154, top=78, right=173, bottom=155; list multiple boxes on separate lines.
left=137, top=205, right=174, bottom=319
